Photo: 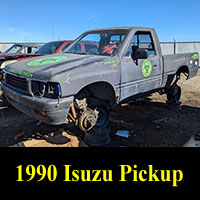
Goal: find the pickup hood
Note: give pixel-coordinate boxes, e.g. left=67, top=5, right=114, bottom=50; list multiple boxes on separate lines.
left=5, top=53, right=110, bottom=80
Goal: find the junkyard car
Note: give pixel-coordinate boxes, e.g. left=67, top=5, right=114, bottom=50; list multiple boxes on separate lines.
left=0, top=43, right=41, bottom=98
left=1, top=27, right=199, bottom=145
left=0, top=43, right=41, bottom=67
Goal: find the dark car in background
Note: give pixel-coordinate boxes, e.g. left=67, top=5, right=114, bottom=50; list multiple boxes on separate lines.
left=33, top=40, right=73, bottom=55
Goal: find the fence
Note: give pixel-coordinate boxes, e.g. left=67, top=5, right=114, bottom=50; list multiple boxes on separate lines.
left=160, top=42, right=200, bottom=56
left=0, top=42, right=15, bottom=53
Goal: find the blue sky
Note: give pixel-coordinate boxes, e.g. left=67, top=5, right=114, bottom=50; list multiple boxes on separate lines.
left=0, top=0, right=200, bottom=42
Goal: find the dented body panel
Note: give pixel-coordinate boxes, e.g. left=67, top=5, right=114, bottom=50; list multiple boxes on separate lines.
left=1, top=27, right=199, bottom=125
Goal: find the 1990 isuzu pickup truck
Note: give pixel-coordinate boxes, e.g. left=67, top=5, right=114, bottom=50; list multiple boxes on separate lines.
left=1, top=27, right=199, bottom=145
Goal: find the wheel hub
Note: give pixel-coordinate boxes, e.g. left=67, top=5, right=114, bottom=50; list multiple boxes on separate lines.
left=79, top=109, right=98, bottom=132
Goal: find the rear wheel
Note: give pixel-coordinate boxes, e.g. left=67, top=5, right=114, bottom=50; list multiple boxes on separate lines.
left=167, top=83, right=181, bottom=105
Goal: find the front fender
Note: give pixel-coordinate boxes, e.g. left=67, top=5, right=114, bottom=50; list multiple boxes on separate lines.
left=54, top=60, right=121, bottom=98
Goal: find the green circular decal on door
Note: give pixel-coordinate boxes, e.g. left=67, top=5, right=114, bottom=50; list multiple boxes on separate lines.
left=27, top=56, right=67, bottom=67
left=142, top=59, right=152, bottom=77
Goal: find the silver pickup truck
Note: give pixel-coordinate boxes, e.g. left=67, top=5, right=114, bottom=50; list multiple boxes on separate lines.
left=1, top=27, right=199, bottom=145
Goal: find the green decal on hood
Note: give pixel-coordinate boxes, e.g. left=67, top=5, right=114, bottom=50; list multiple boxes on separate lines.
left=8, top=68, right=33, bottom=78
left=27, top=56, right=68, bottom=67
left=192, top=53, right=199, bottom=60
left=142, top=60, right=152, bottom=77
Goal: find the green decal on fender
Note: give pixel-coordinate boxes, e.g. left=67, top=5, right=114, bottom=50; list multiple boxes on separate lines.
left=27, top=56, right=67, bottom=67
left=8, top=68, right=33, bottom=78
left=104, top=59, right=119, bottom=67
left=142, top=60, right=152, bottom=77
left=104, top=60, right=118, bottom=65
left=192, top=53, right=199, bottom=60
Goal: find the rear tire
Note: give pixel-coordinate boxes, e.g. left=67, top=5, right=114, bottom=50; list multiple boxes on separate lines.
left=167, top=84, right=181, bottom=105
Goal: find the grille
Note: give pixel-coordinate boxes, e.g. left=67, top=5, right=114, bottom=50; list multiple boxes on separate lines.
left=6, top=73, right=27, bottom=91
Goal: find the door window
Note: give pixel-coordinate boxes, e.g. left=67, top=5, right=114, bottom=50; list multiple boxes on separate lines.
left=125, top=32, right=156, bottom=57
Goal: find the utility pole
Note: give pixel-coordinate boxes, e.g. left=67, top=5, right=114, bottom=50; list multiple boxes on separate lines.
left=173, top=38, right=176, bottom=55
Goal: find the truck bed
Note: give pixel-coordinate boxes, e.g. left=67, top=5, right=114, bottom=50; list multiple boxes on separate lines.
left=163, top=52, right=199, bottom=79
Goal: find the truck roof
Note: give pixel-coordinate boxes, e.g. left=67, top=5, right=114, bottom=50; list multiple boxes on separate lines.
left=46, top=40, right=73, bottom=43
left=87, top=26, right=154, bottom=32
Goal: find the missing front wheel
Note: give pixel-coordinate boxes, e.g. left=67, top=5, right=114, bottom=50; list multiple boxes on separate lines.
left=68, top=97, right=111, bottom=146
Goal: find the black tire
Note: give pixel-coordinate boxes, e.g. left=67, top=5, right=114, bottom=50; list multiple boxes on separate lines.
left=92, top=106, right=110, bottom=131
left=74, top=94, right=111, bottom=146
left=84, top=106, right=110, bottom=146
left=77, top=105, right=110, bottom=146
left=84, top=128, right=111, bottom=146
left=167, top=84, right=181, bottom=105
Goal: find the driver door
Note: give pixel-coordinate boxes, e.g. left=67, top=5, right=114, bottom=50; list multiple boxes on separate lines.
left=120, top=31, right=161, bottom=102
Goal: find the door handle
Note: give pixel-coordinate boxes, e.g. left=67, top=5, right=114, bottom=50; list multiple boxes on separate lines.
left=153, top=64, right=158, bottom=67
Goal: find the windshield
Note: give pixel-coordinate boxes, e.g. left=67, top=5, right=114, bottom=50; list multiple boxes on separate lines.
left=35, top=41, right=64, bottom=55
left=5, top=44, right=23, bottom=53
left=64, top=30, right=128, bottom=56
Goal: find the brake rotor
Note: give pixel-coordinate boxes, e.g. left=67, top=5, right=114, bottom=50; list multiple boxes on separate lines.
left=79, top=109, right=99, bottom=132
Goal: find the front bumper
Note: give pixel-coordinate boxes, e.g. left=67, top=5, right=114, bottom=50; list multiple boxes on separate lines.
left=2, top=83, right=74, bottom=125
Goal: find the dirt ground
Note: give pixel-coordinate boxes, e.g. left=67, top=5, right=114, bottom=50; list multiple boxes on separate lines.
left=0, top=72, right=200, bottom=147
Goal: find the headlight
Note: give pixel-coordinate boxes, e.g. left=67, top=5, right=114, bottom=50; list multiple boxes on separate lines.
left=38, top=82, right=46, bottom=97
left=54, top=83, right=62, bottom=97
left=32, top=81, right=61, bottom=98
left=195, top=61, right=198, bottom=66
left=190, top=60, right=193, bottom=65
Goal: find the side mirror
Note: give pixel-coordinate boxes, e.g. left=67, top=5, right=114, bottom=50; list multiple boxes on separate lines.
left=131, top=48, right=148, bottom=61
